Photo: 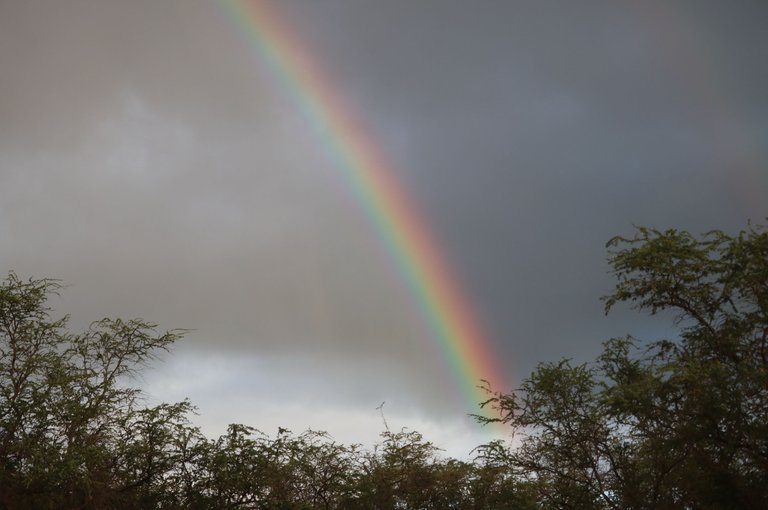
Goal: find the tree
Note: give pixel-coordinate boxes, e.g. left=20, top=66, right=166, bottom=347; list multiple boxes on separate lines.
left=0, top=272, right=192, bottom=509
left=6, top=221, right=764, bottom=508
left=479, top=223, right=768, bottom=509
left=1, top=271, right=533, bottom=509
left=355, top=428, right=447, bottom=509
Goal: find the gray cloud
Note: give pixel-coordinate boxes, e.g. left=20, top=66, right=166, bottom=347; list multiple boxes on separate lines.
left=2, top=0, right=767, bottom=451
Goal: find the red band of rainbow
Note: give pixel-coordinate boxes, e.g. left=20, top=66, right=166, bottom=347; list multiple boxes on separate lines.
left=220, top=0, right=508, bottom=422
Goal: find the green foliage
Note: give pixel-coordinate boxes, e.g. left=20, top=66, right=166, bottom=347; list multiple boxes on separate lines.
left=0, top=272, right=189, bottom=509
left=480, top=223, right=768, bottom=509
left=0, top=271, right=536, bottom=509
left=3, top=221, right=765, bottom=508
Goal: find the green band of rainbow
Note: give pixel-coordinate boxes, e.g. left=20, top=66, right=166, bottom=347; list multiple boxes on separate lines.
left=220, top=0, right=508, bottom=419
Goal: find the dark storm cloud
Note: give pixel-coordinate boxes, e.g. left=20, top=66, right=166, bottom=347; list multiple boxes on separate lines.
left=278, top=0, right=768, bottom=371
left=1, top=0, right=767, bottom=442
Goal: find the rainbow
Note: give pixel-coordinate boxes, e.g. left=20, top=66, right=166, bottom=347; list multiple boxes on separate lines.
left=219, top=0, right=508, bottom=420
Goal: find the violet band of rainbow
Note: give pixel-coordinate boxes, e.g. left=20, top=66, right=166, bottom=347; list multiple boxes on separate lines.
left=220, top=0, right=509, bottom=423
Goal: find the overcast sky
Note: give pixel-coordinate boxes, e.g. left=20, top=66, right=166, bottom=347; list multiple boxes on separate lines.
left=2, top=0, right=766, bottom=457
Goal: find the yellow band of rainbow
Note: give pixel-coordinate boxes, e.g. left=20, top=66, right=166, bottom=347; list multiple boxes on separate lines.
left=220, top=0, right=508, bottom=421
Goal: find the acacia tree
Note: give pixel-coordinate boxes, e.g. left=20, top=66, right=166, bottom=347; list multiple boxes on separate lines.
left=5, top=221, right=764, bottom=508
left=479, top=223, right=768, bottom=509
left=353, top=428, right=538, bottom=509
left=192, top=425, right=362, bottom=509
left=0, top=272, right=191, bottom=509
left=601, top=225, right=768, bottom=508
left=1, top=271, right=536, bottom=509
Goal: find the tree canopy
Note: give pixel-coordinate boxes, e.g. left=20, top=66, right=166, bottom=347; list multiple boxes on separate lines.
left=479, top=223, right=768, bottom=509
left=0, top=272, right=529, bottom=509
left=1, top=222, right=766, bottom=508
